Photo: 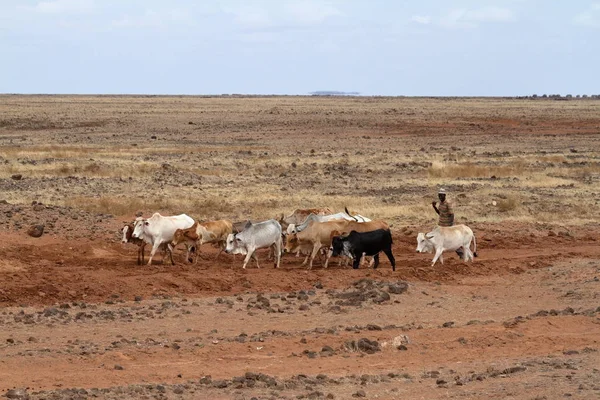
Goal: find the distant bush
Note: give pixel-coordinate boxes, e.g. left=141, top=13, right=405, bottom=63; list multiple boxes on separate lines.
left=497, top=195, right=519, bottom=212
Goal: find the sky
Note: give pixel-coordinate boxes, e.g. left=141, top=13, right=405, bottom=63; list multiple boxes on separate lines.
left=1, top=0, right=599, bottom=96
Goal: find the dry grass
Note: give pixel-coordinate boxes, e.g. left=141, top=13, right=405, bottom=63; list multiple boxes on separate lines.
left=496, top=195, right=519, bottom=212
left=1, top=95, right=599, bottom=226
left=427, top=160, right=527, bottom=179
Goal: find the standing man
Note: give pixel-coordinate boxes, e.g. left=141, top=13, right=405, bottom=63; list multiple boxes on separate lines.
left=432, top=188, right=464, bottom=258
left=432, top=188, right=454, bottom=227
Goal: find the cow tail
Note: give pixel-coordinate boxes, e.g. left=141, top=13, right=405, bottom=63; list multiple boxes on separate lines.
left=472, top=234, right=478, bottom=257
left=344, top=206, right=358, bottom=222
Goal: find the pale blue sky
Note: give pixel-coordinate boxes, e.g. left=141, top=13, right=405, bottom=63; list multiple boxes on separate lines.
left=1, top=0, right=599, bottom=95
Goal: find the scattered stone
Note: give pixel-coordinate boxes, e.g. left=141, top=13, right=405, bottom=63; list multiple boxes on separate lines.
left=11, top=174, right=23, bottom=180
left=387, top=282, right=408, bottom=294
left=442, top=321, right=455, bottom=328
left=5, top=389, right=29, bottom=399
left=114, top=364, right=124, bottom=370
left=345, top=338, right=380, bottom=354
left=353, top=389, right=366, bottom=397
left=27, top=224, right=44, bottom=238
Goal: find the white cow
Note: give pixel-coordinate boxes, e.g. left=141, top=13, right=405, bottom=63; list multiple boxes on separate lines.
left=416, top=225, right=478, bottom=266
left=287, top=211, right=372, bottom=235
left=225, top=219, right=282, bottom=269
left=132, top=213, right=195, bottom=265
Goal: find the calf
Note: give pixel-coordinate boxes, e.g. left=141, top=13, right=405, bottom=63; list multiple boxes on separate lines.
left=171, top=220, right=233, bottom=263
left=331, top=229, right=396, bottom=271
left=416, top=225, right=477, bottom=266
left=225, top=219, right=283, bottom=269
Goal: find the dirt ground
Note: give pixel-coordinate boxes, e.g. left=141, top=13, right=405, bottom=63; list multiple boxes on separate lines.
left=0, top=95, right=599, bottom=399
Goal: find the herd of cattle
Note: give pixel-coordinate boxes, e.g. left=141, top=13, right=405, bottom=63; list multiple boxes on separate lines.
left=121, top=207, right=478, bottom=270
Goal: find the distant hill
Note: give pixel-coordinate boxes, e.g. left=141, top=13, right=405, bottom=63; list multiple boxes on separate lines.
left=309, top=91, right=360, bottom=96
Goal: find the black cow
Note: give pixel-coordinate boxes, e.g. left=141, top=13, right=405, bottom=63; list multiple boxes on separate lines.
left=331, top=229, right=396, bottom=271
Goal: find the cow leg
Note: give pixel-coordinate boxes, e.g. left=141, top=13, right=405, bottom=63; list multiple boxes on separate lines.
left=137, top=243, right=145, bottom=265
left=383, top=248, right=396, bottom=271
left=275, top=237, right=282, bottom=268
left=147, top=242, right=162, bottom=266
left=308, top=244, right=321, bottom=270
left=253, top=252, right=261, bottom=269
left=372, top=253, right=380, bottom=269
left=352, top=254, right=362, bottom=269
left=167, top=244, right=175, bottom=265
left=300, top=254, right=310, bottom=267
left=242, top=248, right=255, bottom=269
left=367, top=257, right=375, bottom=268
left=214, top=241, right=225, bottom=260
left=431, top=248, right=444, bottom=266
left=323, top=247, right=333, bottom=269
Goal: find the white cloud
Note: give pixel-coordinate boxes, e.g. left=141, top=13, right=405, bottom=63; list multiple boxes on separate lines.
left=34, top=0, right=94, bottom=14
left=284, top=0, right=342, bottom=25
left=224, top=0, right=342, bottom=30
left=574, top=3, right=600, bottom=27
left=411, top=15, right=431, bottom=25
left=113, top=8, right=193, bottom=29
left=440, top=7, right=516, bottom=28
left=228, top=6, right=271, bottom=29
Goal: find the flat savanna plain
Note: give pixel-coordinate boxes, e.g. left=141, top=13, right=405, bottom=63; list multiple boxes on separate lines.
left=0, top=95, right=599, bottom=399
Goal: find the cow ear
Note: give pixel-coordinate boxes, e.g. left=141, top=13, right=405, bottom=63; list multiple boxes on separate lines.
left=425, top=232, right=434, bottom=239
left=244, top=221, right=252, bottom=229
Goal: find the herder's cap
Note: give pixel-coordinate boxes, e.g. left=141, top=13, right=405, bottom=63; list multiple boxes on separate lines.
left=438, top=188, right=447, bottom=194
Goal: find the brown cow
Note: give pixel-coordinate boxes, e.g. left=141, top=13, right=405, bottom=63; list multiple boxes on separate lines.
left=171, top=220, right=233, bottom=264
left=284, top=219, right=389, bottom=269
left=278, top=208, right=333, bottom=230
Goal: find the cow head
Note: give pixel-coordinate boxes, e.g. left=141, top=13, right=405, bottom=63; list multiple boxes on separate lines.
left=416, top=232, right=434, bottom=253
left=121, top=225, right=132, bottom=243
left=283, top=233, right=299, bottom=253
left=225, top=233, right=247, bottom=255
left=286, top=224, right=297, bottom=236
left=131, top=218, right=146, bottom=239
left=330, top=235, right=345, bottom=257
left=330, top=232, right=352, bottom=258
left=171, top=228, right=186, bottom=247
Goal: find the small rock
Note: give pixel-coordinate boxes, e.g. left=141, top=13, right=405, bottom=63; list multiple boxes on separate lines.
left=27, top=224, right=44, bottom=238
left=397, top=345, right=408, bottom=351
left=5, top=389, right=29, bottom=399
left=11, top=174, right=22, bottom=180
left=114, top=364, right=124, bottom=370
left=173, top=387, right=184, bottom=395
left=442, top=321, right=455, bottom=328
left=353, top=390, right=366, bottom=398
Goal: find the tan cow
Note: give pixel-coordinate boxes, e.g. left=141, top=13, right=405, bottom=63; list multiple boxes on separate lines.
left=284, top=219, right=389, bottom=269
left=171, top=220, right=233, bottom=264
left=279, top=208, right=333, bottom=230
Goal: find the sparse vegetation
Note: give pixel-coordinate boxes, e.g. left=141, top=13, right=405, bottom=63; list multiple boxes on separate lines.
left=0, top=95, right=599, bottom=225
